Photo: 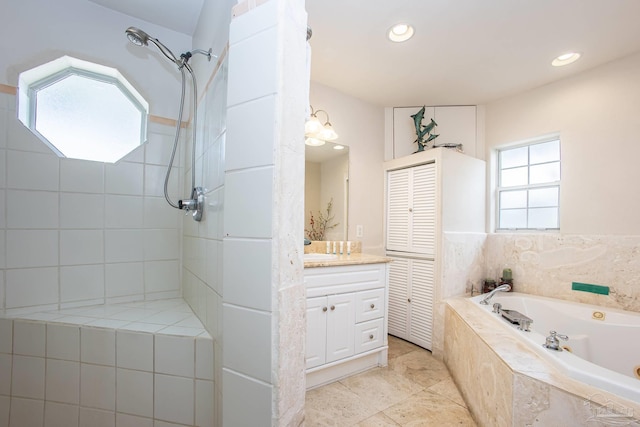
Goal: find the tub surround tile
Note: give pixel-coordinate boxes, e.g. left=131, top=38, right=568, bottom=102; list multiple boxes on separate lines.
left=116, top=331, right=153, bottom=372
left=80, top=364, right=116, bottom=411
left=154, top=374, right=194, bottom=425
left=445, top=298, right=640, bottom=427
left=81, top=327, right=115, bottom=366
left=116, top=368, right=153, bottom=418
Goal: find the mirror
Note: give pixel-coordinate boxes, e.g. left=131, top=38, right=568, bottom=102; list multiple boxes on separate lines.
left=305, top=142, right=349, bottom=241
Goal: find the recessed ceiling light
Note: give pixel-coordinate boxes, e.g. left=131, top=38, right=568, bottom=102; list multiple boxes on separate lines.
left=333, top=145, right=345, bottom=150
left=388, top=23, right=414, bottom=43
left=552, top=52, right=581, bottom=67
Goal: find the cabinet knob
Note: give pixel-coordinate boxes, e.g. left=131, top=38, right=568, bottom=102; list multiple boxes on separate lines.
left=322, top=307, right=327, bottom=312
left=330, top=305, right=335, bottom=311
left=369, top=334, right=374, bottom=340
left=370, top=303, right=375, bottom=309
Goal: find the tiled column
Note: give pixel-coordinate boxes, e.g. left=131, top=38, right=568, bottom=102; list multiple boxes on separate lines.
left=223, top=0, right=307, bottom=425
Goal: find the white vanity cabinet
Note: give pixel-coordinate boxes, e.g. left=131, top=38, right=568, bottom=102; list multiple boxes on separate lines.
left=304, top=260, right=390, bottom=389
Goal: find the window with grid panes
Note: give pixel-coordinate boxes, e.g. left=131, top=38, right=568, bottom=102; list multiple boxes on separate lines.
left=497, top=138, right=560, bottom=230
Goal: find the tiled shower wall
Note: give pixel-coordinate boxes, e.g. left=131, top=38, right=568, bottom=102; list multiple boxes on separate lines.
left=0, top=89, right=183, bottom=314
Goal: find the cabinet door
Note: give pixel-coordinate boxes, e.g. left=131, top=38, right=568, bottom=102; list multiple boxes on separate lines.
left=386, top=164, right=436, bottom=255
left=410, top=164, right=436, bottom=255
left=325, top=293, right=355, bottom=364
left=386, top=168, right=411, bottom=252
left=306, top=296, right=327, bottom=369
left=408, top=258, right=435, bottom=350
left=387, top=257, right=410, bottom=340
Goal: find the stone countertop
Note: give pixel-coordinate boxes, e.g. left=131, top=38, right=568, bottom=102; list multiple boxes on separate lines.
left=304, top=253, right=393, bottom=268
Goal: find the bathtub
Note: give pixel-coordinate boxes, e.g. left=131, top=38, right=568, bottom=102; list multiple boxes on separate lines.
left=471, top=292, right=640, bottom=403
left=444, top=293, right=640, bottom=427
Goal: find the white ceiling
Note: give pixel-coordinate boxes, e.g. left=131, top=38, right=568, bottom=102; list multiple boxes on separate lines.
left=88, top=0, right=204, bottom=36
left=307, top=0, right=640, bottom=106
left=89, top=0, right=640, bottom=107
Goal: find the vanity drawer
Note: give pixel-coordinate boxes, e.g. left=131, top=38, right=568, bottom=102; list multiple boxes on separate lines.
left=354, top=318, right=384, bottom=354
left=355, top=288, right=385, bottom=323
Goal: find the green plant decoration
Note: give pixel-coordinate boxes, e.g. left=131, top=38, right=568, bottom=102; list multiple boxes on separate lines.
left=305, top=198, right=339, bottom=241
left=411, top=106, right=439, bottom=152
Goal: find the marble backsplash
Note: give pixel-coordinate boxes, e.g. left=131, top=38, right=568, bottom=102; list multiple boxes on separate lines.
left=484, top=233, right=640, bottom=313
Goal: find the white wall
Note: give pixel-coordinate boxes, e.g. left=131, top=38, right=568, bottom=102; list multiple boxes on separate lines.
left=309, top=82, right=386, bottom=254
left=486, top=52, right=640, bottom=235
left=0, top=0, right=192, bottom=119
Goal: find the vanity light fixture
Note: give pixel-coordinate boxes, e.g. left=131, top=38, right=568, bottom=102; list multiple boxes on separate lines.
left=305, top=106, right=339, bottom=146
left=552, top=52, right=581, bottom=67
left=387, top=23, right=414, bottom=43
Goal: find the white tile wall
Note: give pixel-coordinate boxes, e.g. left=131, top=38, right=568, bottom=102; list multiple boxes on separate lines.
left=154, top=374, right=194, bottom=425
left=105, top=263, right=144, bottom=298
left=60, top=193, right=105, bottom=229
left=44, top=402, right=80, bottom=427
left=6, top=150, right=59, bottom=191
left=222, top=304, right=271, bottom=383
left=105, top=229, right=144, bottom=263
left=13, top=320, right=45, bottom=357
left=0, top=396, right=8, bottom=427
left=46, top=359, right=80, bottom=404
left=115, top=413, right=153, bottom=427
left=105, top=162, right=143, bottom=196
left=60, top=159, right=104, bottom=193
left=78, top=407, right=115, bottom=427
left=5, top=267, right=58, bottom=308
left=9, top=397, right=44, bottom=427
left=226, top=95, right=276, bottom=171
left=80, top=364, right=116, bottom=411
left=0, top=354, right=11, bottom=395
left=81, top=327, right=115, bottom=366
left=154, top=335, right=194, bottom=378
left=116, top=330, right=153, bottom=372
left=46, top=324, right=80, bottom=361
left=222, top=368, right=272, bottom=427
left=6, top=190, right=59, bottom=229
left=12, top=355, right=45, bottom=399
left=60, top=230, right=105, bottom=265
left=223, top=238, right=272, bottom=311
left=6, top=230, right=58, bottom=268
left=105, top=195, right=144, bottom=229
left=116, top=368, right=153, bottom=417
left=224, top=167, right=273, bottom=238
left=60, top=265, right=105, bottom=303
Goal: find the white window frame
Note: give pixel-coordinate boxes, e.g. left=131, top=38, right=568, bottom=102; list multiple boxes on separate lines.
left=17, top=55, right=148, bottom=163
left=496, top=137, right=561, bottom=231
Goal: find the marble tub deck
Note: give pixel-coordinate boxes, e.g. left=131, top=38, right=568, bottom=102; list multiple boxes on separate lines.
left=305, top=335, right=476, bottom=426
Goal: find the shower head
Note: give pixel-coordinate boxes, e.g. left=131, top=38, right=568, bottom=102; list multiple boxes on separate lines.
left=125, top=27, right=149, bottom=47
left=125, top=26, right=179, bottom=64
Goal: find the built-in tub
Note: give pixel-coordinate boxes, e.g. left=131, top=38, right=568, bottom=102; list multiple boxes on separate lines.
left=445, top=293, right=640, bottom=427
left=473, top=292, right=640, bottom=403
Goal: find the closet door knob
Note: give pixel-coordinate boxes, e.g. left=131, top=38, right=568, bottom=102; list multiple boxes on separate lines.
left=408, top=298, right=411, bottom=303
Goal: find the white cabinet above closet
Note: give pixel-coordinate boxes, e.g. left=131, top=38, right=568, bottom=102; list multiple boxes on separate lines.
left=388, top=105, right=478, bottom=160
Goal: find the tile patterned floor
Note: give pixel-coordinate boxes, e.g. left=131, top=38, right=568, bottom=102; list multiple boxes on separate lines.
left=305, top=335, right=477, bottom=426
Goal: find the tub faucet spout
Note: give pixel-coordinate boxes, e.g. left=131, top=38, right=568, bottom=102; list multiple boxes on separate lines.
left=479, top=284, right=511, bottom=305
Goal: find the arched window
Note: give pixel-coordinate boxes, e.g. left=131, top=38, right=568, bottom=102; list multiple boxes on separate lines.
left=18, top=56, right=148, bottom=163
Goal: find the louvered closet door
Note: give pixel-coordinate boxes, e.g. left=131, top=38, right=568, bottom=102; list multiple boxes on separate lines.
left=408, top=258, right=434, bottom=350
left=386, top=163, right=436, bottom=254
left=386, top=169, right=411, bottom=252
left=387, top=256, right=410, bottom=339
left=410, top=164, right=436, bottom=255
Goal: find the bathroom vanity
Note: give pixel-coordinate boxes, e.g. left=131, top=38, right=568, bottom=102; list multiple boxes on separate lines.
left=304, top=253, right=391, bottom=389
